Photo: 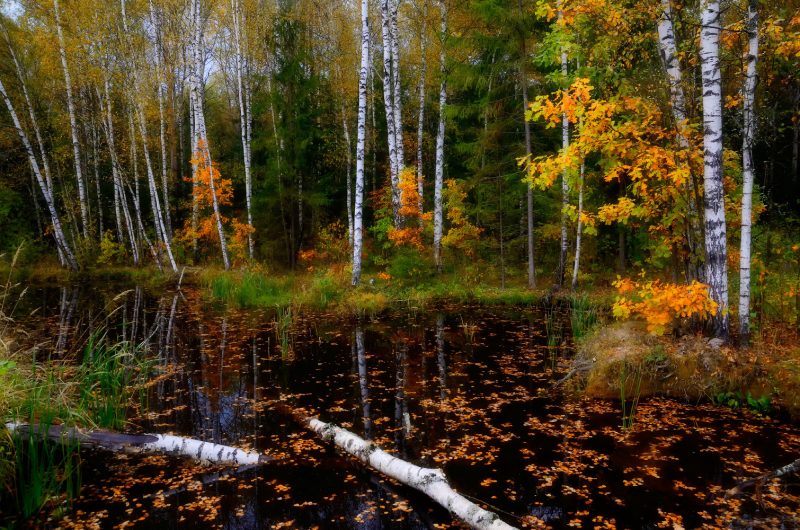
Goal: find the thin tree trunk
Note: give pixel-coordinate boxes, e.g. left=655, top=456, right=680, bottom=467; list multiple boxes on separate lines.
left=148, top=0, right=172, bottom=240
left=380, top=0, right=401, bottom=225
left=352, top=0, right=370, bottom=286
left=53, top=0, right=89, bottom=239
left=519, top=0, right=536, bottom=288
left=137, top=106, right=179, bottom=272
left=0, top=78, right=77, bottom=270
left=390, top=0, right=405, bottom=171
left=343, top=105, right=354, bottom=248
left=91, top=119, right=104, bottom=239
left=557, top=5, right=569, bottom=287
left=572, top=160, right=584, bottom=290
left=2, top=24, right=55, bottom=198
left=231, top=0, right=254, bottom=258
left=433, top=0, right=447, bottom=272
left=416, top=0, right=429, bottom=221
left=700, top=0, right=730, bottom=338
left=191, top=0, right=231, bottom=270
left=657, top=0, right=702, bottom=280
left=739, top=0, right=758, bottom=346
left=99, top=79, right=139, bottom=264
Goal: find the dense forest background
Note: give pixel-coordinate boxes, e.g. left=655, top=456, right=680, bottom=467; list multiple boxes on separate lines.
left=0, top=0, right=798, bottom=338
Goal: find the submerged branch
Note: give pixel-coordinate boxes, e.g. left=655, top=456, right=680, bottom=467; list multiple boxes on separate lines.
left=726, top=458, right=800, bottom=498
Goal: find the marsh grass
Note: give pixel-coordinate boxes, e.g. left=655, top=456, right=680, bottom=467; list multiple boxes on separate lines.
left=619, top=360, right=644, bottom=430
left=78, top=333, right=151, bottom=430
left=545, top=305, right=564, bottom=350
left=569, top=293, right=599, bottom=342
left=275, top=306, right=294, bottom=359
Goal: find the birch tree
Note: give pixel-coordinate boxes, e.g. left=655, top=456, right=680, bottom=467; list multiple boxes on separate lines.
left=700, top=0, right=729, bottom=338
left=390, top=0, right=405, bottom=170
left=352, top=0, right=370, bottom=286
left=433, top=0, right=447, bottom=271
left=739, top=0, right=759, bottom=345
left=190, top=0, right=231, bottom=270
left=380, top=0, right=402, bottom=225
left=137, top=106, right=178, bottom=272
left=558, top=6, right=570, bottom=288
left=231, top=0, right=254, bottom=258
left=656, top=0, right=702, bottom=279
left=519, top=0, right=535, bottom=288
left=416, top=0, right=429, bottom=220
left=53, top=0, right=89, bottom=239
left=0, top=77, right=78, bottom=270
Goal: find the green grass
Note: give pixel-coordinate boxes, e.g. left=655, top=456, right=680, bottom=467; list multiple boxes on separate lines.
left=78, top=333, right=151, bottom=430
left=569, top=293, right=600, bottom=341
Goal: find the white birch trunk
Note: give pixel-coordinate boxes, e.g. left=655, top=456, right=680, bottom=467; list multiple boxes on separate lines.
left=433, top=0, right=447, bottom=271
left=519, top=0, right=535, bottom=288
left=137, top=106, right=179, bottom=272
left=191, top=0, right=231, bottom=270
left=100, top=79, right=139, bottom=264
left=305, top=418, right=517, bottom=530
left=738, top=0, right=758, bottom=345
left=5, top=423, right=268, bottom=466
left=657, top=0, right=702, bottom=280
left=342, top=105, right=354, bottom=249
left=416, top=0, right=429, bottom=220
left=352, top=0, right=370, bottom=286
left=657, top=0, right=688, bottom=144
left=149, top=0, right=173, bottom=239
left=231, top=0, right=254, bottom=258
left=0, top=78, right=77, bottom=270
left=53, top=0, right=89, bottom=239
left=91, top=120, right=104, bottom=238
left=558, top=6, right=569, bottom=288
left=380, top=0, right=401, bottom=225
left=127, top=111, right=160, bottom=269
left=700, top=0, right=730, bottom=338
left=571, top=160, right=584, bottom=290
left=2, top=27, right=55, bottom=198
left=390, top=0, right=405, bottom=171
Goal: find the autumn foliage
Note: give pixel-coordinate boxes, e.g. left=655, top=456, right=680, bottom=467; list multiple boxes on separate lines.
left=179, top=139, right=254, bottom=262
left=388, top=168, right=431, bottom=250
left=612, top=277, right=718, bottom=335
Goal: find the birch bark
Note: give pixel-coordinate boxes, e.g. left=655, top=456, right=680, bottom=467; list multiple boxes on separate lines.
left=390, top=0, right=405, bottom=170
left=416, top=0, right=429, bottom=219
left=53, top=0, right=89, bottom=239
left=191, top=0, right=231, bottom=270
left=231, top=0, right=254, bottom=258
left=352, top=0, right=370, bottom=286
left=558, top=6, right=569, bottom=288
left=519, top=0, right=535, bottom=288
left=700, top=0, right=730, bottom=338
left=739, top=0, right=758, bottom=345
left=380, top=0, right=401, bottom=225
left=433, top=0, right=447, bottom=271
left=0, top=78, right=77, bottom=270
left=137, top=106, right=179, bottom=272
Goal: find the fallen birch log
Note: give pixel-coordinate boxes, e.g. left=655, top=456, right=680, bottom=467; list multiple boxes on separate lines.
left=305, top=416, right=518, bottom=530
left=726, top=457, right=800, bottom=497
left=5, top=422, right=271, bottom=466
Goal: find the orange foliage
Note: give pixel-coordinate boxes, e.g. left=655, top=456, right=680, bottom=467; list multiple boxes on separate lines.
left=612, top=277, right=718, bottom=335
left=388, top=168, right=431, bottom=250
left=179, top=139, right=254, bottom=262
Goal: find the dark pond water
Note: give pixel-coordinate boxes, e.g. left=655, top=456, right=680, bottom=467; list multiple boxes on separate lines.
left=10, top=284, right=800, bottom=529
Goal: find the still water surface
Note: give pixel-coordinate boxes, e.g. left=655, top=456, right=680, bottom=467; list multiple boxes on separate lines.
left=15, top=284, right=800, bottom=529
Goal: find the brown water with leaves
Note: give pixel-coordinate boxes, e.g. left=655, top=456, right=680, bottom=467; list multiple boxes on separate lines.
left=12, top=284, right=800, bottom=529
